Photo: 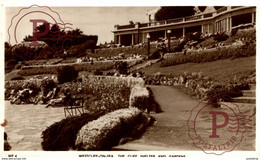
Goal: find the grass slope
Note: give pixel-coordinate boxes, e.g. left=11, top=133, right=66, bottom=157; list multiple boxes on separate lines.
left=139, top=56, right=255, bottom=83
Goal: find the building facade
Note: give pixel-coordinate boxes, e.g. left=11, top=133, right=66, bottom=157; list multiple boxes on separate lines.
left=112, top=6, right=256, bottom=46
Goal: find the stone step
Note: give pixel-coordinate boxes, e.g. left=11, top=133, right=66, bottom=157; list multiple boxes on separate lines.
left=232, top=97, right=256, bottom=104
left=242, top=90, right=256, bottom=97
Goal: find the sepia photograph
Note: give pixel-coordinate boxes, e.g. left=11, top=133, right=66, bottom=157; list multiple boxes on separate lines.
left=1, top=3, right=258, bottom=158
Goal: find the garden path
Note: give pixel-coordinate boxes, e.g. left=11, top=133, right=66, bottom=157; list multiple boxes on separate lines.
left=4, top=101, right=65, bottom=150
left=113, top=85, right=255, bottom=151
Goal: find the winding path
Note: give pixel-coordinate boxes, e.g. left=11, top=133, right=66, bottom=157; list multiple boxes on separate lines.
left=113, top=85, right=255, bottom=151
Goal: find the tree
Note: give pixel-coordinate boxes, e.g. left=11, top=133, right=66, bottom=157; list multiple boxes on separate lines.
left=22, top=23, right=98, bottom=59
left=155, top=6, right=195, bottom=21
left=5, top=42, right=11, bottom=49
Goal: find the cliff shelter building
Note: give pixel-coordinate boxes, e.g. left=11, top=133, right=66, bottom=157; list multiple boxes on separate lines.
left=112, top=6, right=256, bottom=46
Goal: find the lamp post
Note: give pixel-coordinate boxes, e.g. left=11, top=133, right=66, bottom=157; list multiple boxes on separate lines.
left=167, top=30, right=171, bottom=52
left=146, top=33, right=150, bottom=58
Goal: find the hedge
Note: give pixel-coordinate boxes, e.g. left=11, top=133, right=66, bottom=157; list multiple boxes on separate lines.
left=41, top=113, right=103, bottom=151
left=160, top=42, right=256, bottom=67
left=75, top=108, right=154, bottom=150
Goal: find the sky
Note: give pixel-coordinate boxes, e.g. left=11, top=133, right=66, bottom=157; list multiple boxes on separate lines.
left=5, top=6, right=159, bottom=45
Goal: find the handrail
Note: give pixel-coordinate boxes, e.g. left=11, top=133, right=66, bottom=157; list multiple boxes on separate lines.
left=166, top=18, right=184, bottom=24
left=117, top=24, right=135, bottom=30
left=184, top=15, right=202, bottom=21
left=203, top=13, right=213, bottom=18
left=115, top=6, right=248, bottom=30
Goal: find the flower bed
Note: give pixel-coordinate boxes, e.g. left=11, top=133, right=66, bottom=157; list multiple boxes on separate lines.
left=75, top=108, right=154, bottom=150
left=160, top=41, right=255, bottom=67
left=61, top=76, right=134, bottom=114
left=144, top=72, right=254, bottom=104
left=95, top=44, right=155, bottom=57
left=18, top=58, right=143, bottom=76
left=5, top=75, right=146, bottom=114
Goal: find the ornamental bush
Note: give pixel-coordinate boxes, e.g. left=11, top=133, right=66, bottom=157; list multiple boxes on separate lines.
left=75, top=108, right=154, bottom=150
left=206, top=84, right=243, bottom=107
left=57, top=65, right=78, bottom=84
left=114, top=61, right=128, bottom=74
left=40, top=78, right=56, bottom=95
left=174, top=32, right=203, bottom=52
left=41, top=113, right=103, bottom=151
left=214, top=33, right=229, bottom=42
left=10, top=76, right=25, bottom=81
left=129, top=85, right=149, bottom=111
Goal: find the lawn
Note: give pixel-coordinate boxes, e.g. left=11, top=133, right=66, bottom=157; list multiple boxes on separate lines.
left=139, top=56, right=256, bottom=83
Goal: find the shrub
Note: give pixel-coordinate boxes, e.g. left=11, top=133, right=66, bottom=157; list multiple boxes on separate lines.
left=75, top=61, right=114, bottom=72
left=18, top=62, right=115, bottom=76
left=129, top=85, right=149, bottom=111
left=115, top=61, right=128, bottom=74
left=18, top=67, right=56, bottom=76
left=57, top=66, right=78, bottom=84
left=206, top=84, right=243, bottom=107
left=10, top=76, right=25, bottom=81
left=75, top=108, right=154, bottom=150
left=232, top=42, right=256, bottom=59
left=214, top=33, right=229, bottom=42
left=11, top=41, right=50, bottom=61
left=230, top=28, right=256, bottom=41
left=5, top=59, right=18, bottom=72
left=147, top=87, right=162, bottom=113
left=41, top=79, right=56, bottom=95
left=27, top=82, right=41, bottom=97
left=231, top=29, right=238, bottom=37
left=95, top=44, right=156, bottom=57
left=41, top=113, right=102, bottom=151
left=174, top=32, right=203, bottom=52
left=148, top=49, right=162, bottom=59
left=93, top=70, right=103, bottom=75
left=67, top=40, right=97, bottom=58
